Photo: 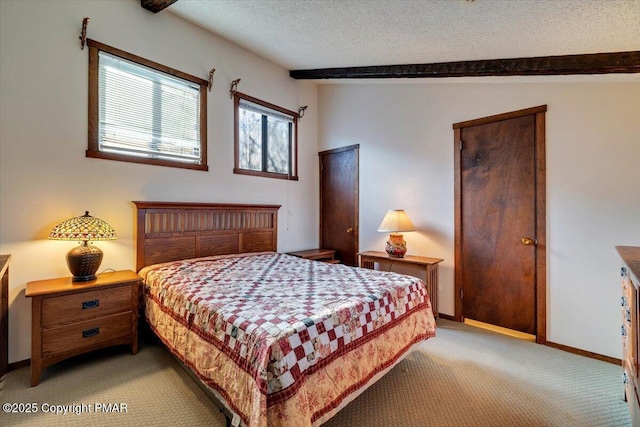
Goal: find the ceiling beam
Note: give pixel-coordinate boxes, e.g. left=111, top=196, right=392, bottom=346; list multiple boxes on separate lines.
left=289, top=51, right=640, bottom=80
left=141, top=0, right=178, bottom=14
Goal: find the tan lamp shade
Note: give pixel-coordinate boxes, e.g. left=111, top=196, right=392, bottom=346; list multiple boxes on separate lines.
left=49, top=211, right=117, bottom=282
left=377, top=209, right=416, bottom=233
left=377, top=210, right=415, bottom=258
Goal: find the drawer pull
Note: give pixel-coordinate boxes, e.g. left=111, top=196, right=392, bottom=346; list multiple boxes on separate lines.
left=622, top=267, right=627, bottom=277
left=82, top=299, right=99, bottom=310
left=627, top=310, right=632, bottom=322
left=622, top=325, right=626, bottom=336
left=82, top=327, right=100, bottom=338
left=622, top=296, right=626, bottom=307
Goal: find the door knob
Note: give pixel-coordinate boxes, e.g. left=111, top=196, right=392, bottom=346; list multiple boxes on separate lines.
left=521, top=237, right=536, bottom=246
left=346, top=227, right=353, bottom=234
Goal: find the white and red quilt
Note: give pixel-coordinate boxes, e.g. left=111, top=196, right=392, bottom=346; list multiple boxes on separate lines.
left=140, top=252, right=435, bottom=426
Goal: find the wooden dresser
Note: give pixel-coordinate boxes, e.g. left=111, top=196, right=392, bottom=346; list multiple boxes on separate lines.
left=617, top=245, right=640, bottom=425
left=0, top=255, right=10, bottom=382
left=26, top=270, right=140, bottom=386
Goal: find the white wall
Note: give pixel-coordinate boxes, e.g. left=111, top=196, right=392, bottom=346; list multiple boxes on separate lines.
left=0, top=1, right=318, bottom=363
left=319, top=81, right=640, bottom=358
left=1, top=0, right=637, bottom=366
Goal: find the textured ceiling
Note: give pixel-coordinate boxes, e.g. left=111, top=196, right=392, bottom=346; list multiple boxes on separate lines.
left=167, top=0, right=640, bottom=72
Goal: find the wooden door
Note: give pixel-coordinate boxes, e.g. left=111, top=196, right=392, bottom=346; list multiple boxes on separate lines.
left=454, top=106, right=546, bottom=341
left=319, top=145, right=359, bottom=266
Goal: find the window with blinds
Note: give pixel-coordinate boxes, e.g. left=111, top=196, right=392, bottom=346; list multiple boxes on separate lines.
left=87, top=40, right=208, bottom=171
left=234, top=93, right=298, bottom=180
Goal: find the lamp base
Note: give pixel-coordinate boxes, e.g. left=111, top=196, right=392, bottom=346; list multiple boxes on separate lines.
left=66, top=242, right=102, bottom=282
left=72, top=274, right=97, bottom=283
left=385, top=233, right=407, bottom=258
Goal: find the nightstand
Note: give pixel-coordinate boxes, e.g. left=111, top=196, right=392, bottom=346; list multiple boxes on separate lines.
left=25, top=270, right=140, bottom=386
left=288, top=248, right=339, bottom=264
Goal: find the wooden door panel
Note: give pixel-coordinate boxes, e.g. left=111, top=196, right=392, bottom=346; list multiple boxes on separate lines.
left=320, top=146, right=359, bottom=266
left=461, top=115, right=537, bottom=334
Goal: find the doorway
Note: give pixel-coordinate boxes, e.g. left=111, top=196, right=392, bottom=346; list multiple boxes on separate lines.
left=453, top=106, right=546, bottom=343
left=319, top=145, right=359, bottom=266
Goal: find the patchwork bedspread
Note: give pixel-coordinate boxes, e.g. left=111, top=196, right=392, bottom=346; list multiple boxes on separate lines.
left=140, top=252, right=435, bottom=426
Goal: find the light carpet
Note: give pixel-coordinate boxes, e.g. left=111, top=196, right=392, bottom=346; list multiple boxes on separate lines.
left=0, top=319, right=631, bottom=426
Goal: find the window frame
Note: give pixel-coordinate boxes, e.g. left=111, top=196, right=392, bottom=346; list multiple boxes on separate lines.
left=233, top=92, right=299, bottom=181
left=87, top=39, right=209, bottom=171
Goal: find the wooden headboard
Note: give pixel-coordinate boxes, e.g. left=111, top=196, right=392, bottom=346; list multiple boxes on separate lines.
left=133, top=201, right=281, bottom=272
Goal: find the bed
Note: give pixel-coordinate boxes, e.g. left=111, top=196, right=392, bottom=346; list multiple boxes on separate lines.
left=134, top=201, right=436, bottom=426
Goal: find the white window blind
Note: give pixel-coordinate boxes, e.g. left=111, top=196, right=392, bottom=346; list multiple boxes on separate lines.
left=98, top=51, right=202, bottom=164
left=240, top=99, right=295, bottom=123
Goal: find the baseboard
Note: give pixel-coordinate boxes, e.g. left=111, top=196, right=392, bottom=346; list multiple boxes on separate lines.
left=444, top=317, right=621, bottom=366
left=8, top=358, right=30, bottom=371
left=546, top=341, right=621, bottom=366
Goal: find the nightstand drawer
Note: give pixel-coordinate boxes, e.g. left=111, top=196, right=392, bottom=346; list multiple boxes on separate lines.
left=42, top=312, right=131, bottom=357
left=41, top=285, right=132, bottom=327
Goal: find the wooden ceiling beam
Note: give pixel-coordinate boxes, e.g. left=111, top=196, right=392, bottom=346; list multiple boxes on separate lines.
left=141, top=0, right=179, bottom=14
left=289, top=51, right=640, bottom=80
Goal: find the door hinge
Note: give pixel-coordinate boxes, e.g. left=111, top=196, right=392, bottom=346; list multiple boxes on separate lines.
left=460, top=288, right=464, bottom=300
left=459, top=140, right=463, bottom=150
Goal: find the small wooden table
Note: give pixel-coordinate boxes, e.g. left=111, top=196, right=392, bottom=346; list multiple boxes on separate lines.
left=358, top=251, right=443, bottom=317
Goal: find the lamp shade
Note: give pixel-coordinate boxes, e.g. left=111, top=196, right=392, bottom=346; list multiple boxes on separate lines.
left=377, top=210, right=416, bottom=233
left=49, top=211, right=117, bottom=241
left=49, top=211, right=117, bottom=282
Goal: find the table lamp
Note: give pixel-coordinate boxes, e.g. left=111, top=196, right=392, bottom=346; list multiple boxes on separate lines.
left=48, top=211, right=117, bottom=282
left=377, top=209, right=415, bottom=258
